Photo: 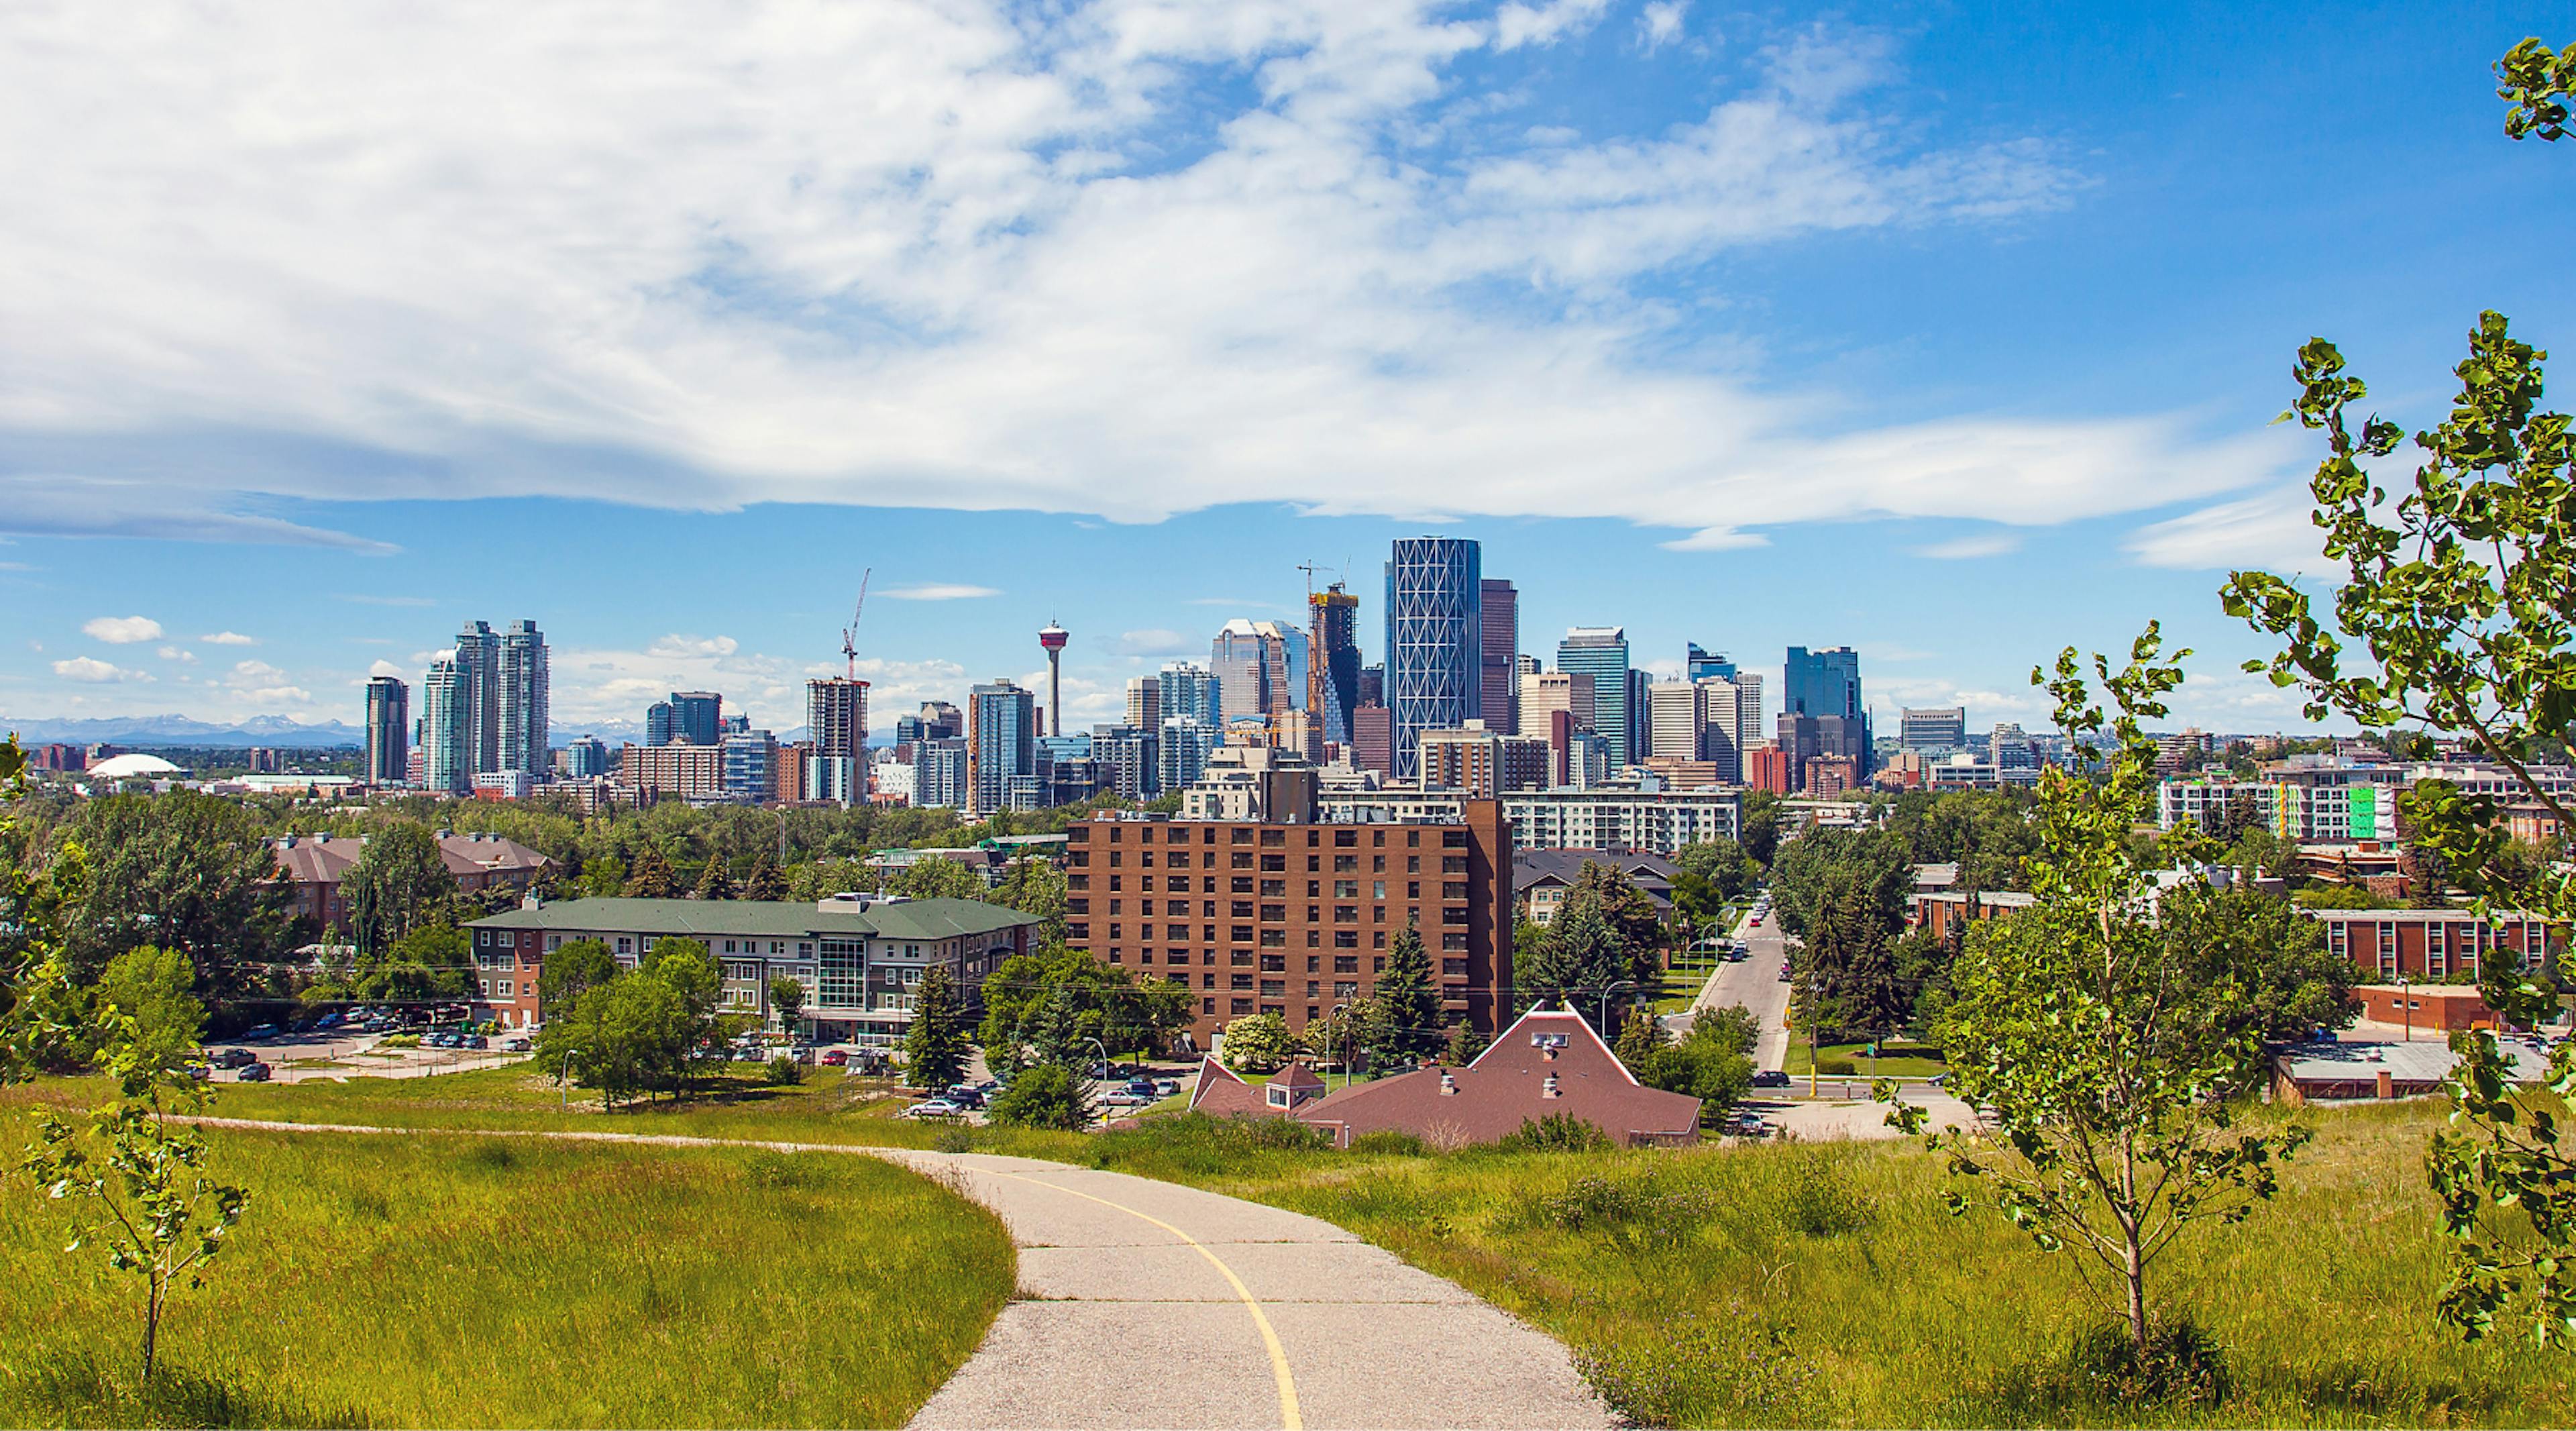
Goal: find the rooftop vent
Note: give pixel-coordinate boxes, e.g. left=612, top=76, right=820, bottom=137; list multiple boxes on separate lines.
left=1541, top=1073, right=1561, bottom=1100
left=1439, top=1072, right=1457, bottom=1097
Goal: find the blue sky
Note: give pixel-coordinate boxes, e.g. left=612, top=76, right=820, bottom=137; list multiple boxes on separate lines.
left=2, top=0, right=2569, bottom=738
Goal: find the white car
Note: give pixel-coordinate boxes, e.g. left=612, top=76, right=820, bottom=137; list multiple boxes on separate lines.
left=904, top=1098, right=965, bottom=1119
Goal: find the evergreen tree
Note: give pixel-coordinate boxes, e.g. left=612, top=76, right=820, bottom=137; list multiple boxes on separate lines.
left=1572, top=861, right=1665, bottom=983
left=623, top=844, right=680, bottom=898
left=1613, top=1004, right=1664, bottom=1074
left=1443, top=1019, right=1489, bottom=1066
left=1029, top=984, right=1086, bottom=1069
left=742, top=847, right=790, bottom=902
left=1518, top=896, right=1629, bottom=1018
left=693, top=857, right=737, bottom=901
left=904, top=964, right=969, bottom=1090
left=1365, top=924, right=1444, bottom=1067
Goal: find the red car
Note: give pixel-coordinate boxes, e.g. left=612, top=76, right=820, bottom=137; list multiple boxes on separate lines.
left=819, top=1049, right=847, bottom=1067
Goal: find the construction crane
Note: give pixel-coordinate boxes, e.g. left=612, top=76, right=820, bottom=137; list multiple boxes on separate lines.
left=841, top=568, right=871, bottom=679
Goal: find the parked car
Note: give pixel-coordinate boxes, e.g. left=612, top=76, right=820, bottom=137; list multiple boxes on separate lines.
left=502, top=1037, right=531, bottom=1053
left=1778, top=961, right=1792, bottom=982
left=1751, top=1070, right=1791, bottom=1088
left=235, top=1061, right=272, bottom=1082
left=819, top=1049, right=848, bottom=1067
left=1097, top=1088, right=1156, bottom=1108
left=1122, top=1077, right=1158, bottom=1098
left=903, top=1098, right=964, bottom=1119
left=1154, top=1079, right=1181, bottom=1098
left=189, top=1061, right=213, bottom=1081
left=206, top=1047, right=256, bottom=1069
left=462, top=1035, right=489, bottom=1050
left=241, top=1024, right=279, bottom=1042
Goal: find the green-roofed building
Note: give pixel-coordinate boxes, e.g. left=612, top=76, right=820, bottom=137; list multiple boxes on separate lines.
left=464, top=894, right=1044, bottom=1049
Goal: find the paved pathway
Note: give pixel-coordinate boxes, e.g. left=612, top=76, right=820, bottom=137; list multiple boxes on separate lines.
left=189, top=1118, right=1609, bottom=1431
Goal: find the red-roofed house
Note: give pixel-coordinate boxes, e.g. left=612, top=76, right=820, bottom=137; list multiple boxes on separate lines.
left=1289, top=1006, right=1701, bottom=1149
left=1187, top=1059, right=1329, bottom=1119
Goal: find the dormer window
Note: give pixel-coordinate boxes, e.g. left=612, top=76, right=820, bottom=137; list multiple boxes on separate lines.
left=1267, top=1084, right=1291, bottom=1108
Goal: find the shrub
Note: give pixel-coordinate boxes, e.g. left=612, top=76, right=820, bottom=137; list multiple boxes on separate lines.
left=987, top=1063, right=1091, bottom=1130
left=1816, top=1056, right=1858, bottom=1075
left=1350, top=1129, right=1428, bottom=1157
left=1982, top=1318, right=2231, bottom=1416
left=1779, top=1159, right=1875, bottom=1238
left=1495, top=1113, right=1613, bottom=1153
left=930, top=1124, right=975, bottom=1154
left=763, top=1056, right=802, bottom=1086
left=378, top=1034, right=421, bottom=1048
left=1574, top=1305, right=1817, bottom=1426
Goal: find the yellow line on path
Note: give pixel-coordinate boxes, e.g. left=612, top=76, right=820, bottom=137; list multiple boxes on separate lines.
left=970, top=1165, right=1303, bottom=1431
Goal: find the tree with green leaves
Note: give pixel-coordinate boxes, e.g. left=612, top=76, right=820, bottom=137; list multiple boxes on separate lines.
left=1571, top=861, right=1664, bottom=982
left=692, top=856, right=737, bottom=901
left=92, top=947, right=205, bottom=1075
left=1220, top=1011, right=1293, bottom=1073
left=1364, top=924, right=1444, bottom=1068
left=1635, top=1006, right=1754, bottom=1121
left=904, top=963, right=969, bottom=1090
left=2220, top=64, right=2576, bottom=1332
left=987, top=1062, right=1091, bottom=1130
left=1810, top=884, right=1905, bottom=1054
left=1444, top=1018, right=1488, bottom=1066
left=1890, top=627, right=2310, bottom=1363
left=343, top=820, right=458, bottom=953
left=623, top=843, right=680, bottom=898
left=1672, top=836, right=1756, bottom=904
left=1737, top=789, right=1782, bottom=867
left=62, top=790, right=290, bottom=998
left=988, top=857, right=1069, bottom=943
left=1, top=736, right=87, bottom=1082
left=538, top=938, right=620, bottom=1024
left=767, top=973, right=807, bottom=1038
left=1612, top=1004, right=1664, bottom=1073
left=21, top=984, right=246, bottom=1386
left=741, top=847, right=790, bottom=902
left=897, top=856, right=983, bottom=902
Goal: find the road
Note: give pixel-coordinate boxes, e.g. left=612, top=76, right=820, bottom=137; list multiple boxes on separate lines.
left=1664, top=903, right=1794, bottom=1073
left=186, top=1117, right=1611, bottom=1431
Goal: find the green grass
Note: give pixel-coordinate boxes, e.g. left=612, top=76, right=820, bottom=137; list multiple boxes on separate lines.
left=1782, top=1041, right=1948, bottom=1078
left=0, top=1115, right=1014, bottom=1429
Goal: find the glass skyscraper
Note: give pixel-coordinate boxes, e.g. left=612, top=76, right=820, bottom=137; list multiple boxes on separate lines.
left=1383, top=536, right=1482, bottom=778
left=1557, top=627, right=1635, bottom=770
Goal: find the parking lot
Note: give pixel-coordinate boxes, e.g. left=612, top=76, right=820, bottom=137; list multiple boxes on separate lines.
left=205, top=1025, right=531, bottom=1084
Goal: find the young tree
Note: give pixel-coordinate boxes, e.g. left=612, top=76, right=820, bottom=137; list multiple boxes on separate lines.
left=904, top=964, right=970, bottom=1090
left=692, top=857, right=737, bottom=901
left=1365, top=924, right=1444, bottom=1067
left=91, top=947, right=205, bottom=1075
left=1637, top=1007, right=1755, bottom=1120
left=987, top=1062, right=1091, bottom=1130
left=1613, top=1004, right=1664, bottom=1073
left=623, top=844, right=680, bottom=898
left=539, top=938, right=621, bottom=1024
left=343, top=820, right=458, bottom=953
left=1220, top=1012, right=1293, bottom=1073
left=767, top=973, right=808, bottom=1039
left=1890, top=628, right=2311, bottom=1361
left=741, top=847, right=790, bottom=902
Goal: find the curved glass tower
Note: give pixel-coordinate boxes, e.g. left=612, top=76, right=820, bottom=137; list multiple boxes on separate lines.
left=1383, top=537, right=1482, bottom=778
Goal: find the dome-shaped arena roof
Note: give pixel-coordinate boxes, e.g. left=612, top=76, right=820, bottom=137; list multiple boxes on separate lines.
left=87, top=753, right=184, bottom=778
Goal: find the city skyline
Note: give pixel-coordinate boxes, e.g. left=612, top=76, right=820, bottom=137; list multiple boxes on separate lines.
left=5, top=5, right=2561, bottom=737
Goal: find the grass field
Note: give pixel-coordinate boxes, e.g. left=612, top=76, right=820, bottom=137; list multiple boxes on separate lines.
left=0, top=1099, right=1014, bottom=1428
left=19, top=1066, right=2575, bottom=1427
left=1782, top=1040, right=1948, bottom=1078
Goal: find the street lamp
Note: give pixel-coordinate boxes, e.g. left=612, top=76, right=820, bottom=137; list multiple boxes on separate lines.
left=1330, top=1002, right=1350, bottom=1091
left=558, top=1047, right=582, bottom=1108
left=1597, top=980, right=1637, bottom=1042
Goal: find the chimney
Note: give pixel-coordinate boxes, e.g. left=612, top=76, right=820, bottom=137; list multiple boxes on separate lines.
left=2376, top=1069, right=2394, bottom=1100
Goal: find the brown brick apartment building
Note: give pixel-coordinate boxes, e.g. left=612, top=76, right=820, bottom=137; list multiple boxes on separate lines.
left=1065, top=802, right=1513, bottom=1048
left=2307, top=908, right=2563, bottom=982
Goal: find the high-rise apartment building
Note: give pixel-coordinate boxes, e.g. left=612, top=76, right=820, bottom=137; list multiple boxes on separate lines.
left=1645, top=682, right=1703, bottom=763
left=721, top=729, right=775, bottom=802
left=967, top=680, right=1037, bottom=817
left=1900, top=706, right=1968, bottom=750
left=912, top=738, right=970, bottom=809
left=1479, top=578, right=1518, bottom=739
left=806, top=677, right=869, bottom=809
left=1159, top=661, right=1222, bottom=729
left=1211, top=619, right=1303, bottom=725
left=1384, top=537, right=1482, bottom=778
left=1519, top=669, right=1593, bottom=740
left=453, top=621, right=501, bottom=776
left=1159, top=718, right=1220, bottom=790
left=1091, top=725, right=1160, bottom=801
left=1418, top=721, right=1550, bottom=796
left=645, top=702, right=676, bottom=747
left=561, top=735, right=610, bottom=780
left=1556, top=627, right=1635, bottom=770
left=1351, top=704, right=1393, bottom=776
left=421, top=658, right=472, bottom=795
left=1307, top=582, right=1362, bottom=746
left=1124, top=677, right=1161, bottom=731
left=914, top=702, right=964, bottom=742
left=1990, top=723, right=2036, bottom=771
left=364, top=676, right=409, bottom=786
left=498, top=620, right=549, bottom=777
left=1692, top=676, right=1757, bottom=782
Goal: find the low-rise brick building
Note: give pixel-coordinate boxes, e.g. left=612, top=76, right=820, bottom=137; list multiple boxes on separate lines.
left=270, top=830, right=553, bottom=933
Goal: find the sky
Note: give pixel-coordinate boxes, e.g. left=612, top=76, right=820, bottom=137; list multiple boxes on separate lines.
left=2, top=0, right=2570, bottom=739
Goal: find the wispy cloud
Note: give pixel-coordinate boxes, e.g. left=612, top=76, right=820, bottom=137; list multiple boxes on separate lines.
left=200, top=631, right=256, bottom=645
left=881, top=584, right=1000, bottom=602
left=54, top=655, right=148, bottom=683
left=1911, top=533, right=2022, bottom=560
left=83, top=615, right=162, bottom=644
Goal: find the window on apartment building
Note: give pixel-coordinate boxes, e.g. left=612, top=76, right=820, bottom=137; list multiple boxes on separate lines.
left=1407, top=832, right=1421, bottom=847
left=1442, top=959, right=1468, bottom=976
left=1260, top=829, right=1285, bottom=847
left=1261, top=955, right=1285, bottom=971
left=1443, top=933, right=1468, bottom=951
left=1233, top=998, right=1254, bottom=1014
left=1334, top=880, right=1358, bottom=898
left=1260, top=930, right=1285, bottom=947
left=1334, top=931, right=1358, bottom=948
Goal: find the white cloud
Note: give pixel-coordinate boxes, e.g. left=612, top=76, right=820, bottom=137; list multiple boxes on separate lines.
left=83, top=615, right=162, bottom=644
left=0, top=5, right=2262, bottom=549
left=201, top=631, right=256, bottom=645
left=53, top=655, right=148, bottom=683
left=1912, top=532, right=2021, bottom=560
left=882, top=585, right=1002, bottom=602
left=645, top=633, right=741, bottom=659
left=1635, top=1, right=1688, bottom=54
left=368, top=658, right=405, bottom=678
left=231, top=659, right=290, bottom=683
left=156, top=645, right=199, bottom=664
left=2127, top=485, right=2328, bottom=573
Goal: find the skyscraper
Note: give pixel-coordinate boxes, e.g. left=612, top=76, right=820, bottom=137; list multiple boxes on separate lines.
left=454, top=620, right=500, bottom=774
left=421, top=657, right=472, bottom=795
left=1124, top=676, right=1161, bottom=731
left=645, top=701, right=676, bottom=747
left=364, top=676, right=409, bottom=786
left=1211, top=619, right=1301, bottom=724
left=1556, top=627, right=1635, bottom=770
left=1159, top=661, right=1222, bottom=726
left=1900, top=706, right=1968, bottom=750
left=668, top=692, right=724, bottom=747
left=1307, top=581, right=1361, bottom=746
left=1357, top=664, right=1384, bottom=710
left=498, top=619, right=549, bottom=778
left=1686, top=643, right=1736, bottom=682
left=967, top=679, right=1036, bottom=817
left=1784, top=646, right=1868, bottom=776
left=806, top=677, right=869, bottom=808
left=1383, top=536, right=1481, bottom=778
left=1479, top=578, right=1518, bottom=739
